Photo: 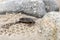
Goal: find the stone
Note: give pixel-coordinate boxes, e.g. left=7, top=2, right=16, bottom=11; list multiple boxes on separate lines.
left=0, top=0, right=59, bottom=18
left=41, top=12, right=60, bottom=40
left=43, top=0, right=59, bottom=12
left=0, top=0, right=46, bottom=18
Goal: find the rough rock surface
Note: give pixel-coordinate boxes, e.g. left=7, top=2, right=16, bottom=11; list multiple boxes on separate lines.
left=0, top=0, right=59, bottom=18
left=42, top=12, right=60, bottom=40
left=43, top=0, right=59, bottom=12
left=0, top=0, right=60, bottom=40
left=0, top=12, right=60, bottom=40
left=0, top=12, right=57, bottom=40
left=0, top=0, right=46, bottom=18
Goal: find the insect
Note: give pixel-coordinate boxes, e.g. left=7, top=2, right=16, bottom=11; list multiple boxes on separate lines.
left=17, top=18, right=35, bottom=24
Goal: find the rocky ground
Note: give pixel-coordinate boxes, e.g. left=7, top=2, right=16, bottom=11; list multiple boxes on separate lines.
left=0, top=0, right=60, bottom=40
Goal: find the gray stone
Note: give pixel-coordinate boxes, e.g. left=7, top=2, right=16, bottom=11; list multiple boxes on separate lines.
left=0, top=0, right=46, bottom=18
left=43, top=0, right=59, bottom=12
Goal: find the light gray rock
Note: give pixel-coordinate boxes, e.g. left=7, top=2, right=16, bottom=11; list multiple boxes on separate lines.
left=0, top=0, right=59, bottom=18
left=43, top=0, right=59, bottom=12
left=0, top=0, right=46, bottom=18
